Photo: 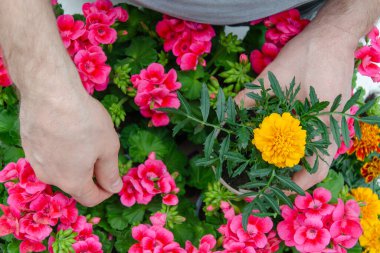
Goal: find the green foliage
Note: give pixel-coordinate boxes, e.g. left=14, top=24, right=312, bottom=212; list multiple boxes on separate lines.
left=52, top=229, right=77, bottom=253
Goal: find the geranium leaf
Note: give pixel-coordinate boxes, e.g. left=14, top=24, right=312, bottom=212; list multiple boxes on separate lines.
left=200, top=83, right=210, bottom=121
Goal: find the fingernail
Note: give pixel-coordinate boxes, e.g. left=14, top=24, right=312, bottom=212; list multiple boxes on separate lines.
left=111, top=178, right=123, bottom=192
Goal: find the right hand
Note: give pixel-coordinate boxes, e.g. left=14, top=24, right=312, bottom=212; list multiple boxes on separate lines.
left=19, top=76, right=122, bottom=207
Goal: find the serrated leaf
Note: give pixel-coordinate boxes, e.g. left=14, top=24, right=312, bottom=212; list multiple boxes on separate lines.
left=248, top=168, right=272, bottom=177
left=270, top=187, right=293, bottom=207
left=232, top=161, right=249, bottom=177
left=354, top=120, right=362, bottom=140
left=246, top=92, right=262, bottom=101
left=194, top=157, right=218, bottom=167
left=242, top=200, right=255, bottom=230
left=330, top=94, right=342, bottom=112
left=308, top=101, right=330, bottom=114
left=342, top=91, right=361, bottom=112
left=226, top=97, right=236, bottom=122
left=156, top=107, right=186, bottom=116
left=356, top=99, right=376, bottom=116
left=262, top=193, right=280, bottom=214
left=330, top=116, right=341, bottom=147
left=310, top=157, right=319, bottom=174
left=224, top=151, right=247, bottom=162
left=216, top=88, right=226, bottom=122
left=219, top=136, right=230, bottom=160
left=204, top=129, right=218, bottom=158
left=173, top=119, right=190, bottom=136
left=237, top=127, right=251, bottom=149
left=268, top=71, right=285, bottom=100
left=309, top=86, right=319, bottom=105
left=200, top=83, right=210, bottom=121
left=275, top=175, right=304, bottom=195
left=341, top=116, right=350, bottom=148
left=240, top=182, right=267, bottom=189
left=177, top=92, right=192, bottom=115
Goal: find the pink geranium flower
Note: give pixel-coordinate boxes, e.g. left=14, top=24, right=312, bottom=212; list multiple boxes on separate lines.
left=19, top=214, right=53, bottom=242
left=72, top=237, right=103, bottom=253
left=74, top=45, right=111, bottom=94
left=119, top=152, right=179, bottom=207
left=57, top=15, right=86, bottom=55
left=185, top=234, right=217, bottom=253
left=294, top=187, right=334, bottom=218
left=355, top=45, right=380, bottom=82
left=250, top=43, right=279, bottom=74
left=0, top=204, right=20, bottom=237
left=20, top=239, right=46, bottom=253
left=0, top=49, right=12, bottom=87
left=131, top=63, right=181, bottom=127
left=82, top=0, right=128, bottom=24
left=293, top=218, right=331, bottom=252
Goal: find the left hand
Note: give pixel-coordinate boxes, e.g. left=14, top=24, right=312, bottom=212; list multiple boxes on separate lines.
left=235, top=22, right=356, bottom=190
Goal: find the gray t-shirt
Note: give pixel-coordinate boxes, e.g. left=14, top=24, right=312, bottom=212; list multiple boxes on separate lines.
left=127, top=0, right=318, bottom=25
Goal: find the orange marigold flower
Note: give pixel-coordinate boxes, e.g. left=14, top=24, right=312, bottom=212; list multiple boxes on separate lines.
left=360, top=156, right=380, bottom=183
left=347, top=122, right=380, bottom=161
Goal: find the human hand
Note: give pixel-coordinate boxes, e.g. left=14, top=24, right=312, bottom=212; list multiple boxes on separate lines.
left=19, top=76, right=122, bottom=207
left=235, top=22, right=357, bottom=190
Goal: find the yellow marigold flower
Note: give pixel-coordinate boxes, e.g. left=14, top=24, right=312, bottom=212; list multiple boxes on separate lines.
left=360, top=219, right=380, bottom=253
left=361, top=157, right=380, bottom=183
left=252, top=112, right=306, bottom=168
left=351, top=187, right=380, bottom=220
left=348, top=122, right=380, bottom=161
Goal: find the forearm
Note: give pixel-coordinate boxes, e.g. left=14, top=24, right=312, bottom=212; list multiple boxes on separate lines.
left=310, top=0, right=380, bottom=48
left=0, top=0, right=84, bottom=100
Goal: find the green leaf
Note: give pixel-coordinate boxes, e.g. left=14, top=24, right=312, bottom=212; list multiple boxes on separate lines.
left=232, top=161, right=249, bottom=177
left=224, top=151, right=247, bottom=162
left=275, top=175, right=304, bottom=195
left=359, top=115, right=380, bottom=124
left=204, top=129, right=218, bottom=158
left=236, top=127, right=251, bottom=149
left=200, top=83, right=210, bottom=121
left=177, top=92, right=192, bottom=115
left=177, top=67, right=204, bottom=100
left=246, top=92, right=262, bottom=101
left=317, top=170, right=344, bottom=202
left=309, top=86, right=319, bottom=105
left=226, top=97, right=236, bottom=123
left=173, top=119, right=191, bottom=136
left=262, top=193, right=280, bottom=214
left=245, top=83, right=261, bottom=90
left=341, top=116, right=350, bottom=148
left=347, top=243, right=362, bottom=253
left=342, top=90, right=361, bottom=112
left=248, top=168, right=272, bottom=177
left=356, top=99, right=376, bottom=116
left=308, top=101, right=329, bottom=114
left=216, top=88, right=226, bottom=122
left=268, top=71, right=285, bottom=100
left=194, top=157, right=218, bottom=167
left=330, top=94, right=342, bottom=112
left=0, top=110, right=18, bottom=133
left=242, top=200, right=256, bottom=230
left=310, top=157, right=319, bottom=174
left=219, top=136, right=230, bottom=160
left=354, top=120, right=362, bottom=140
left=270, top=187, right=293, bottom=207
left=125, top=36, right=157, bottom=72
left=240, top=181, right=267, bottom=189
left=330, top=116, right=341, bottom=147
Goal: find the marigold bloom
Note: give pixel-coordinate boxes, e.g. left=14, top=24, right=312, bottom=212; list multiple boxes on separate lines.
left=351, top=187, right=380, bottom=221
left=253, top=112, right=306, bottom=168
left=360, top=156, right=380, bottom=183
left=360, top=219, right=380, bottom=253
left=348, top=122, right=380, bottom=161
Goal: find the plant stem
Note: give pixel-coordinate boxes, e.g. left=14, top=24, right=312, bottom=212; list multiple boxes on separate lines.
left=118, top=97, right=128, bottom=106
left=185, top=114, right=234, bottom=134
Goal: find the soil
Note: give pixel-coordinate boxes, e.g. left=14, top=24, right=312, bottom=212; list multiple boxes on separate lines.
left=221, top=168, right=250, bottom=190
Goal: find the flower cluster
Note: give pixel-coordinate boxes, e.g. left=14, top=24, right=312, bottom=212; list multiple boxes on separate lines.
left=355, top=26, right=380, bottom=82
left=129, top=213, right=185, bottom=253
left=348, top=121, right=380, bottom=161
left=156, top=15, right=215, bottom=71
left=56, top=0, right=128, bottom=94
left=119, top=152, right=179, bottom=207
left=250, top=9, right=309, bottom=74
left=252, top=112, right=307, bottom=168
left=131, top=63, right=181, bottom=127
left=218, top=201, right=280, bottom=253
left=0, top=158, right=102, bottom=253
left=277, top=187, right=362, bottom=253
left=0, top=49, right=12, bottom=87
left=351, top=187, right=380, bottom=252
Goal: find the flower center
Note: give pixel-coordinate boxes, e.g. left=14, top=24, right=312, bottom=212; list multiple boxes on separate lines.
left=306, top=229, right=317, bottom=240
left=84, top=61, right=95, bottom=73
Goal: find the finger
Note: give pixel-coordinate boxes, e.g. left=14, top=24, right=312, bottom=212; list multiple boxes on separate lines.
left=70, top=178, right=113, bottom=207
left=292, top=165, right=329, bottom=190
left=94, top=149, right=123, bottom=194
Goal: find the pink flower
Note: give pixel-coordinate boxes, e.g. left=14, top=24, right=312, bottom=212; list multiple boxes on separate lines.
left=20, top=239, right=46, bottom=253
left=19, top=214, right=52, bottom=242
left=82, top=0, right=128, bottom=24
left=57, top=15, right=86, bottom=55
left=250, top=43, right=279, bottom=74
left=87, top=23, right=117, bottom=45
left=72, top=237, right=103, bottom=253
left=51, top=0, right=58, bottom=5
left=0, top=204, right=20, bottom=236
left=29, top=194, right=62, bottom=226
left=218, top=212, right=273, bottom=252
left=74, top=45, right=111, bottom=94
left=129, top=224, right=185, bottom=253
left=355, top=45, right=380, bottom=82
left=185, top=234, right=217, bottom=253
left=119, top=152, right=179, bottom=206
left=277, top=205, right=306, bottom=247
left=156, top=15, right=215, bottom=70
left=0, top=49, right=12, bottom=87
left=294, top=187, right=334, bottom=218
left=131, top=63, right=181, bottom=127
left=368, top=26, right=380, bottom=51
left=293, top=218, right=331, bottom=252
left=0, top=161, right=21, bottom=182
left=263, top=9, right=309, bottom=47
left=150, top=212, right=167, bottom=227
left=256, top=231, right=281, bottom=253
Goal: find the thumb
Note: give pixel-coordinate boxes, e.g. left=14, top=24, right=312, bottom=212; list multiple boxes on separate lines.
left=94, top=153, right=123, bottom=193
